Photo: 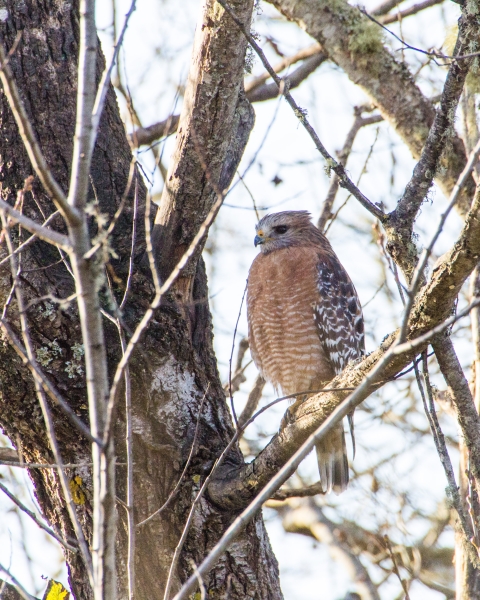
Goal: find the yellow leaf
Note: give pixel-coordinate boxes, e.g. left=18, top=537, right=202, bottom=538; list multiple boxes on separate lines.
left=42, top=579, right=70, bottom=600
left=69, top=476, right=86, bottom=505
left=192, top=474, right=201, bottom=484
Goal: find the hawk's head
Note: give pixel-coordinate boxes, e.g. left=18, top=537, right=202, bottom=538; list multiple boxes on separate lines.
left=254, top=210, right=322, bottom=253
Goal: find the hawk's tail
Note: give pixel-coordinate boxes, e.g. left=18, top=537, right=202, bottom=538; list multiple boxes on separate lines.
left=315, top=421, right=349, bottom=494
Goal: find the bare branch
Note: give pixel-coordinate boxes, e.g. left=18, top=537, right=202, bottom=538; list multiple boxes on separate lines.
left=117, top=322, right=135, bottom=600
left=416, top=353, right=476, bottom=561
left=384, top=535, right=411, bottom=599
left=132, top=45, right=326, bottom=147
left=266, top=0, right=476, bottom=215
left=67, top=0, right=98, bottom=211
left=381, top=0, right=445, bottom=25
left=270, top=482, right=324, bottom=500
left=398, top=136, right=480, bottom=340
left=318, top=111, right=382, bottom=231
left=0, top=199, right=70, bottom=250
left=131, top=114, right=180, bottom=148
left=433, top=334, right=480, bottom=499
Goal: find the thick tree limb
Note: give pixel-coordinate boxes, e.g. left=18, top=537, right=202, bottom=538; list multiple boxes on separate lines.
left=265, top=0, right=476, bottom=215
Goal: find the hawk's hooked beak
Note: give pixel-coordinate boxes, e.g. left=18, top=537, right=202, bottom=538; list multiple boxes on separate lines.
left=254, top=230, right=265, bottom=247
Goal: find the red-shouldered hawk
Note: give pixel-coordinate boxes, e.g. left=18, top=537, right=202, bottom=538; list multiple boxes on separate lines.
left=246, top=211, right=365, bottom=493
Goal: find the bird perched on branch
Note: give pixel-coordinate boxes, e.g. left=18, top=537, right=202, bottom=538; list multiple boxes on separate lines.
left=246, top=211, right=365, bottom=493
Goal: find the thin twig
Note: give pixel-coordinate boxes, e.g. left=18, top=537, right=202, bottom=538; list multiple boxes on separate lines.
left=120, top=171, right=139, bottom=309
left=237, top=374, right=265, bottom=430
left=83, top=158, right=136, bottom=261
left=0, top=210, right=60, bottom=267
left=90, top=0, right=137, bottom=157
left=420, top=352, right=477, bottom=557
left=67, top=0, right=98, bottom=212
left=324, top=126, right=380, bottom=235
left=391, top=297, right=480, bottom=357
left=318, top=112, right=382, bottom=231
left=228, top=282, right=248, bottom=426
left=0, top=462, right=96, bottom=469
left=384, top=535, right=411, bottom=600
left=117, top=321, right=135, bottom=600
left=188, top=560, right=206, bottom=600
left=0, top=480, right=77, bottom=552
left=244, top=43, right=322, bottom=94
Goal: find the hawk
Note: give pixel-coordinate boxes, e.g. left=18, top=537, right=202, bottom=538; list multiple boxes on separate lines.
left=246, top=211, right=365, bottom=493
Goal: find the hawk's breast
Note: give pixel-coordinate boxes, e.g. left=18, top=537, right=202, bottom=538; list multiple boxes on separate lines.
left=247, top=246, right=334, bottom=396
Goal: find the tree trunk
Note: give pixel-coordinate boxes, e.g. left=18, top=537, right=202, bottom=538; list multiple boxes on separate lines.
left=0, top=1, right=283, bottom=599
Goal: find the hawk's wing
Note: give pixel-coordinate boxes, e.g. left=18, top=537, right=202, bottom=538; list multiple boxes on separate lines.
left=313, top=253, right=365, bottom=376
left=313, top=252, right=365, bottom=462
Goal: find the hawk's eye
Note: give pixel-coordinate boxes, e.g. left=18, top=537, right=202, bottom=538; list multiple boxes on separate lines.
left=274, top=225, right=288, bottom=234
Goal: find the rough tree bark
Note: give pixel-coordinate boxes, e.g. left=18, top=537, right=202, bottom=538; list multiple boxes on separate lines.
left=0, top=1, right=282, bottom=599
